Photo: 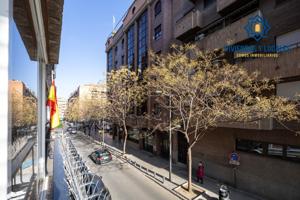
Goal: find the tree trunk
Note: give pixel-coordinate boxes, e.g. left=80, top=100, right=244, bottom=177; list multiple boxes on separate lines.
left=187, top=147, right=192, bottom=193
left=122, top=121, right=128, bottom=154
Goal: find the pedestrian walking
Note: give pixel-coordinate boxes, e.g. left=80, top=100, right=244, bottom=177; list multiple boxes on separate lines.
left=197, top=161, right=204, bottom=184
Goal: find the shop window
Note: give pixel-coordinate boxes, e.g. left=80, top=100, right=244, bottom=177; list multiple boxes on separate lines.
left=267, top=144, right=283, bottom=157
left=286, top=145, right=300, bottom=161
left=128, top=129, right=139, bottom=143
left=236, top=139, right=264, bottom=155
left=154, top=25, right=162, bottom=40
left=236, top=139, right=300, bottom=162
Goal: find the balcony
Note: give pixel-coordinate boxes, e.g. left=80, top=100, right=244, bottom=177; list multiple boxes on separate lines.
left=197, top=10, right=262, bottom=50
left=174, top=9, right=203, bottom=40
left=242, top=45, right=300, bottom=79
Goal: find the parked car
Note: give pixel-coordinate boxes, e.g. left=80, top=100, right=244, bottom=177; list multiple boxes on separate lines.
left=88, top=149, right=112, bottom=165
left=67, top=127, right=77, bottom=134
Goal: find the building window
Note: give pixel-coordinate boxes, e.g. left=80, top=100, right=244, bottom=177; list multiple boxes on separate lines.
left=236, top=139, right=300, bottom=162
left=204, top=0, right=216, bottom=9
left=121, top=38, right=125, bottom=49
left=121, top=55, right=125, bottom=65
left=114, top=46, right=118, bottom=56
left=154, top=1, right=162, bottom=17
left=107, top=49, right=113, bottom=71
left=154, top=24, right=162, bottom=40
left=276, top=28, right=300, bottom=51
left=138, top=10, right=148, bottom=73
left=127, top=25, right=135, bottom=69
left=132, top=6, right=136, bottom=14
left=153, top=103, right=161, bottom=116
left=115, top=60, right=118, bottom=67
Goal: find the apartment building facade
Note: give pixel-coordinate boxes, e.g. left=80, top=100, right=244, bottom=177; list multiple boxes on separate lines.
left=57, top=97, right=67, bottom=119
left=106, top=1, right=300, bottom=199
left=68, top=83, right=107, bottom=104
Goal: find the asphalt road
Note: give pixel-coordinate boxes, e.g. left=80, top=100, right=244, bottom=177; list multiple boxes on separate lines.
left=70, top=134, right=179, bottom=200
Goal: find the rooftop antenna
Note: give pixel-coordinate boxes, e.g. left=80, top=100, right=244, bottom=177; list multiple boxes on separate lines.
left=112, top=15, right=116, bottom=35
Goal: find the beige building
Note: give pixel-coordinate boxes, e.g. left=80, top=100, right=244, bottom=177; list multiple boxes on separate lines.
left=57, top=97, right=67, bottom=119
left=68, top=83, right=107, bottom=106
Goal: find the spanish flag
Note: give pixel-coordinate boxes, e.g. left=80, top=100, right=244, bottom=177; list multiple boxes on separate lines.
left=47, top=81, right=61, bottom=129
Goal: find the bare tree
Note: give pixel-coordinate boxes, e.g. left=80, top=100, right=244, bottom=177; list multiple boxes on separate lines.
left=145, top=44, right=299, bottom=192
left=106, top=67, right=146, bottom=154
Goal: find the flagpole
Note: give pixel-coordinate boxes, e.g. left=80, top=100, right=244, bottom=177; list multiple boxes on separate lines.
left=112, top=15, right=115, bottom=34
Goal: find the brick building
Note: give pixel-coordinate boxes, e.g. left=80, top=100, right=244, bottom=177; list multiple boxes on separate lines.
left=106, top=1, right=300, bottom=199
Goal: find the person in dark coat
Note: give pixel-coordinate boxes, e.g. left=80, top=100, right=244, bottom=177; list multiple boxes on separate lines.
left=197, top=161, right=204, bottom=184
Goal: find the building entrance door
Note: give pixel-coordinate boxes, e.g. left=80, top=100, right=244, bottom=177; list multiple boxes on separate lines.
left=143, top=130, right=153, bottom=153
left=161, top=133, right=169, bottom=159
left=178, top=132, right=187, bottom=164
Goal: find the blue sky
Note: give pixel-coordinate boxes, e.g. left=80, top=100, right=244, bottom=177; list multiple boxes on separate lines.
left=10, top=0, right=133, bottom=99
left=56, top=0, right=133, bottom=99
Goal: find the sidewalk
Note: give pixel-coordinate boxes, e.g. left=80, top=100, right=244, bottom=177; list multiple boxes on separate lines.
left=81, top=132, right=264, bottom=200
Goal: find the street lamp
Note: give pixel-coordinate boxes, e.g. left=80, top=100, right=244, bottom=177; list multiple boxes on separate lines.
left=102, top=118, right=105, bottom=145
left=168, top=94, right=172, bottom=181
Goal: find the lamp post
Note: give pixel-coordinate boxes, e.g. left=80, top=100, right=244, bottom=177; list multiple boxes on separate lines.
left=102, top=118, right=105, bottom=145
left=169, top=95, right=172, bottom=181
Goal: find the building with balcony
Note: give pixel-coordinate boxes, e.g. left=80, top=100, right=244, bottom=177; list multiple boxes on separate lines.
left=105, top=0, right=175, bottom=161
left=106, top=1, right=300, bottom=199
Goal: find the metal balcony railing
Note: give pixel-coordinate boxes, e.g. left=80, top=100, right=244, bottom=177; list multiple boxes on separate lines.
left=60, top=135, right=111, bottom=200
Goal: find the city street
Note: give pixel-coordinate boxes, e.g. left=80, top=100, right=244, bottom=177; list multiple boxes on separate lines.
left=69, top=133, right=179, bottom=200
